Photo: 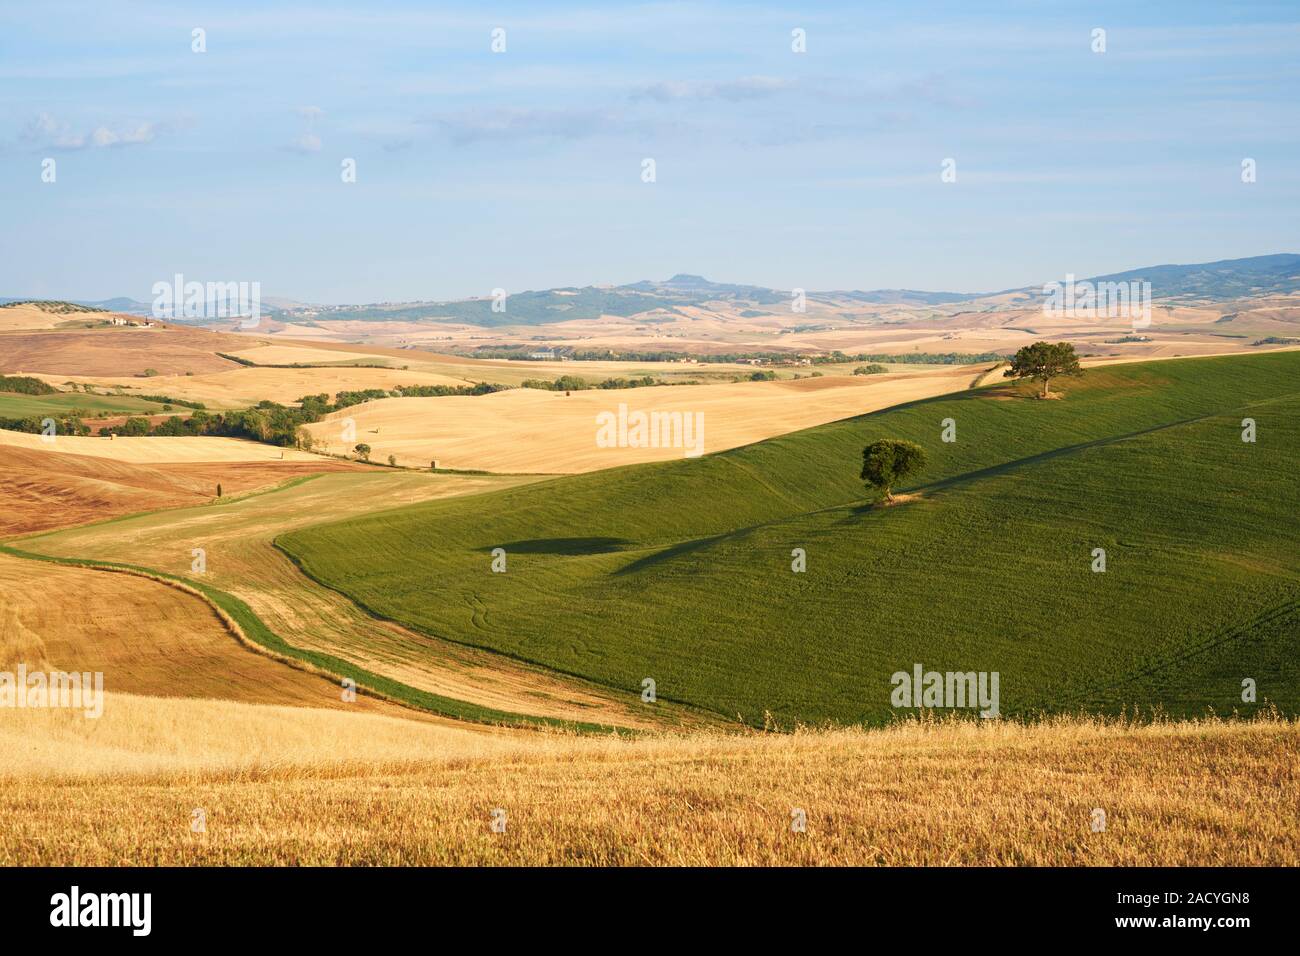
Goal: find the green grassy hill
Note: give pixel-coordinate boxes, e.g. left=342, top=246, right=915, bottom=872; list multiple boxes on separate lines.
left=0, top=391, right=171, bottom=419
left=280, top=352, right=1300, bottom=727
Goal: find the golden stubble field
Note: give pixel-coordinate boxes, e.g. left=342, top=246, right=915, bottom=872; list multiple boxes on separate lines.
left=0, top=304, right=112, bottom=332
left=0, top=428, right=323, bottom=464
left=304, top=364, right=988, bottom=472
left=0, top=556, right=405, bottom=716
left=41, top=364, right=475, bottom=411
left=1, top=702, right=1294, bottom=866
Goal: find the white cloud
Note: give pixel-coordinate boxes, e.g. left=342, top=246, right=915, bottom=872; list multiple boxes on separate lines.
left=22, top=112, right=159, bottom=150
left=287, top=132, right=323, bottom=153
left=634, top=75, right=795, bottom=102
left=90, top=122, right=156, bottom=147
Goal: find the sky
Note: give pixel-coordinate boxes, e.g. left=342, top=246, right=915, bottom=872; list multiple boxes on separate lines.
left=1, top=0, right=1297, bottom=303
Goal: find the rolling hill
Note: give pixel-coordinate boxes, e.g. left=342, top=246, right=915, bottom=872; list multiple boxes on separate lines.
left=21, top=254, right=1297, bottom=332
left=279, top=350, right=1300, bottom=727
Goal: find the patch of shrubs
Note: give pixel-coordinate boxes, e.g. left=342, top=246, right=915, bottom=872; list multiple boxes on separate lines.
left=393, top=382, right=507, bottom=397
left=0, top=415, right=91, bottom=436
left=132, top=394, right=207, bottom=410
left=0, top=375, right=58, bottom=396
left=521, top=375, right=660, bottom=391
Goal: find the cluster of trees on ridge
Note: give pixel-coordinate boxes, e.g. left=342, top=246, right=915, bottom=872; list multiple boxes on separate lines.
left=519, top=374, right=663, bottom=391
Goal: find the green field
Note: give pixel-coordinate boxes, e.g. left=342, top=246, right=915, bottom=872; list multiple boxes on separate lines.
left=0, top=391, right=170, bottom=418
left=279, top=352, right=1300, bottom=727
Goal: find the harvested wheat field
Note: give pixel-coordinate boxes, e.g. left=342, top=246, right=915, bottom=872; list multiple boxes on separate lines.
left=0, top=692, right=502, bottom=781
left=0, top=554, right=404, bottom=715
left=0, top=712, right=1293, bottom=865
left=0, top=303, right=116, bottom=332
left=50, top=364, right=475, bottom=410
left=224, top=344, right=405, bottom=366
left=0, top=326, right=246, bottom=377
left=0, top=444, right=358, bottom=536
left=304, top=364, right=985, bottom=473
left=0, top=428, right=323, bottom=464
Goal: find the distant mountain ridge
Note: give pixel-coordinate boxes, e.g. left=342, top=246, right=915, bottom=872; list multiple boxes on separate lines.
left=1068, top=254, right=1300, bottom=299
left=0, top=296, right=152, bottom=314
left=6, top=254, right=1296, bottom=327
left=291, top=253, right=1298, bottom=325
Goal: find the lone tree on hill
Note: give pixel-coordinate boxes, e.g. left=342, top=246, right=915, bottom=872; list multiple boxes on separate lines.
left=1004, top=341, right=1082, bottom=398
left=354, top=442, right=372, bottom=462
left=861, top=439, right=927, bottom=503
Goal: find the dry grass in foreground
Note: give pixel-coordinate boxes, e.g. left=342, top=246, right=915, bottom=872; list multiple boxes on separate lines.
left=2, top=702, right=1294, bottom=866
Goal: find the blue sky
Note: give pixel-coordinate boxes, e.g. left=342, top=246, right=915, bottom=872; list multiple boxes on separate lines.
left=1, top=1, right=1297, bottom=303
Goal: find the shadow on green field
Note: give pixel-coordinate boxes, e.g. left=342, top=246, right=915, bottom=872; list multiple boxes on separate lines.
left=613, top=531, right=733, bottom=576
left=501, top=536, right=632, bottom=555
